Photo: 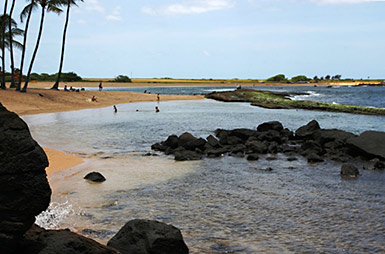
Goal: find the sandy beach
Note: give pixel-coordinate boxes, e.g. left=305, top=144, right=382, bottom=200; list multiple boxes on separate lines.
left=0, top=87, right=204, bottom=176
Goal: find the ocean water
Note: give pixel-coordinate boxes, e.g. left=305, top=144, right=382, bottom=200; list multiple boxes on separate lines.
left=23, top=95, right=385, bottom=253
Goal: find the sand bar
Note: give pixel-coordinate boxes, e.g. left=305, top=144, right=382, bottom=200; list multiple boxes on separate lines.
left=43, top=148, right=84, bottom=177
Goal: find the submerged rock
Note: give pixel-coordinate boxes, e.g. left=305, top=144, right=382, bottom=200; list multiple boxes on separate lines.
left=341, top=164, right=360, bottom=178
left=84, top=172, right=106, bottom=183
left=107, top=219, right=189, bottom=254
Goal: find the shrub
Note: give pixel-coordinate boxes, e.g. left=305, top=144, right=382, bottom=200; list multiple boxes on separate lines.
left=113, top=75, right=132, bottom=82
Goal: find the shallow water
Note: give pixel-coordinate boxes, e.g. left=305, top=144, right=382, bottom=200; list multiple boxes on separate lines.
left=23, top=99, right=385, bottom=253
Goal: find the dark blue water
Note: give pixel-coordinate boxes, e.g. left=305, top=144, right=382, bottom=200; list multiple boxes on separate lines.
left=86, top=85, right=385, bottom=108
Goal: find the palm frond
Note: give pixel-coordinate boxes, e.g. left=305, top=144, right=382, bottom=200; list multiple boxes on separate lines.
left=20, top=2, right=38, bottom=23
left=47, top=4, right=63, bottom=14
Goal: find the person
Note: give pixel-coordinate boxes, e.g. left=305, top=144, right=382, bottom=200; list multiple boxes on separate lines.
left=91, top=96, right=97, bottom=102
left=64, top=85, right=69, bottom=91
left=144, top=90, right=147, bottom=93
left=155, top=106, right=159, bottom=113
left=113, top=105, right=118, bottom=113
left=157, top=93, right=160, bottom=102
left=99, top=82, right=103, bottom=91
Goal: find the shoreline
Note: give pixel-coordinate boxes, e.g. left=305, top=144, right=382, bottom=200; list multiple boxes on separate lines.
left=43, top=148, right=84, bottom=177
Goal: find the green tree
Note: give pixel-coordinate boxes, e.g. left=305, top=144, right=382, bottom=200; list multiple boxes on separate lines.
left=21, top=0, right=63, bottom=92
left=8, top=0, right=17, bottom=88
left=51, top=0, right=83, bottom=90
left=1, top=0, right=8, bottom=90
left=266, top=74, right=287, bottom=83
left=291, top=75, right=310, bottom=83
left=114, top=75, right=132, bottom=82
left=325, top=75, right=331, bottom=80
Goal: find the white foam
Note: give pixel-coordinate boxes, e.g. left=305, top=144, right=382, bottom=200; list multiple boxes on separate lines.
left=290, top=91, right=323, bottom=101
left=35, top=201, right=74, bottom=230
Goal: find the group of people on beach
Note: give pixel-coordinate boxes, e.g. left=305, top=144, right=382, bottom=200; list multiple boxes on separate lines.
left=64, top=85, right=84, bottom=92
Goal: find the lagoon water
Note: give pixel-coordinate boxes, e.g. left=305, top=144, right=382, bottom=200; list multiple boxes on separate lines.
left=23, top=88, right=385, bottom=253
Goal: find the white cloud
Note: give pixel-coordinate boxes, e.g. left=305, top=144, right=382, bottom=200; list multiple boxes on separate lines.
left=106, top=6, right=122, bottom=21
left=142, top=0, right=235, bottom=15
left=84, top=0, right=105, bottom=13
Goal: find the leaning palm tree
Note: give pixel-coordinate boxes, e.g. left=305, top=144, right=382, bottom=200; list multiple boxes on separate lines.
left=1, top=0, right=8, bottom=90
left=8, top=0, right=17, bottom=88
left=51, top=0, right=83, bottom=90
left=18, top=0, right=38, bottom=91
left=21, top=0, right=63, bottom=92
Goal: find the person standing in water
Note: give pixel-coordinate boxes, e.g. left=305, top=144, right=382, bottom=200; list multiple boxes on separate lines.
left=113, top=105, right=118, bottom=113
left=157, top=94, right=160, bottom=102
left=99, top=82, right=103, bottom=91
left=155, top=106, right=160, bottom=113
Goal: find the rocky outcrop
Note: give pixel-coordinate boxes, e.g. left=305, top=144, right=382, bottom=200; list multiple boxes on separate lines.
left=84, top=172, right=106, bottom=183
left=341, top=164, right=360, bottom=178
left=107, top=219, right=189, bottom=254
left=346, top=131, right=385, bottom=160
left=0, top=103, right=51, bottom=250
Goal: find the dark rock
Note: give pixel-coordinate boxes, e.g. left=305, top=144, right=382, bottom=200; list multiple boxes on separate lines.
left=206, top=135, right=220, bottom=148
left=230, top=144, right=246, bottom=154
left=307, top=153, right=324, bottom=163
left=281, top=128, right=294, bottom=140
left=346, top=131, right=385, bottom=160
left=313, top=129, right=356, bottom=145
left=247, top=154, right=259, bottom=161
left=151, top=143, right=167, bottom=152
left=301, top=140, right=323, bottom=156
left=287, top=157, right=297, bottom=161
left=341, top=164, right=360, bottom=177
left=21, top=225, right=118, bottom=254
left=164, top=135, right=179, bottom=149
left=266, top=156, right=277, bottom=161
left=363, top=158, right=385, bottom=170
left=264, top=167, right=273, bottom=172
left=259, top=130, right=283, bottom=144
left=245, top=140, right=268, bottom=154
left=205, top=147, right=229, bottom=157
left=84, top=172, right=106, bottom=183
left=257, top=121, right=283, bottom=132
left=229, top=128, right=257, bottom=141
left=107, top=219, right=189, bottom=254
left=295, top=120, right=320, bottom=139
left=175, top=150, right=202, bottom=161
left=184, top=138, right=207, bottom=151
left=267, top=142, right=278, bottom=153
left=178, top=132, right=197, bottom=148
left=226, top=135, right=244, bottom=145
left=0, top=103, right=51, bottom=246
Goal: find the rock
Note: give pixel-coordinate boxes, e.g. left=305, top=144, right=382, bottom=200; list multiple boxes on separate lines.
left=151, top=143, right=167, bottom=152
left=206, top=135, right=220, bottom=148
left=341, top=164, right=360, bottom=177
left=84, top=172, right=106, bottom=183
left=258, top=130, right=283, bottom=144
left=307, top=153, right=324, bottom=163
left=295, top=120, right=320, bottom=139
left=346, top=131, right=385, bottom=160
left=107, top=219, right=189, bottom=254
left=178, top=132, right=197, bottom=148
left=300, top=140, right=323, bottom=156
left=313, top=129, right=356, bottom=145
left=229, top=128, right=257, bottom=141
left=184, top=137, right=207, bottom=151
left=0, top=103, right=51, bottom=247
left=226, top=135, right=244, bottom=145
left=163, top=135, right=179, bottom=149
left=257, top=121, right=283, bottom=132
left=174, top=150, right=202, bottom=161
left=245, top=140, right=268, bottom=154
left=287, top=157, right=297, bottom=161
left=363, top=158, right=385, bottom=170
left=266, top=156, right=277, bottom=161
left=247, top=154, right=259, bottom=161
left=21, top=225, right=118, bottom=254
left=205, top=147, right=228, bottom=158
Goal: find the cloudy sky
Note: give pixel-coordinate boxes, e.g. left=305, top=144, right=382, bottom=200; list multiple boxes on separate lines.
left=9, top=0, right=385, bottom=79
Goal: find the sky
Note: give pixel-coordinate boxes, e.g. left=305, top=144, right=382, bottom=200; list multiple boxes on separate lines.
left=7, top=0, right=385, bottom=79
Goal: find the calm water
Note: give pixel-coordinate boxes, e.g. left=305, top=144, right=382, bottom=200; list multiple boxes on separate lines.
left=23, top=96, right=385, bottom=253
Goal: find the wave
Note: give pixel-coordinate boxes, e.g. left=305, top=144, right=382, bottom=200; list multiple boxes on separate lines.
left=290, top=91, right=323, bottom=101
left=35, top=201, right=74, bottom=230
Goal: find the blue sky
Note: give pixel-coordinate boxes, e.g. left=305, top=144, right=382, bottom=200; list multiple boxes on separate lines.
left=9, top=0, right=385, bottom=79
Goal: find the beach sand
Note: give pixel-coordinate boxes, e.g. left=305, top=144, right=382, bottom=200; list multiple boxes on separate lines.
left=43, top=148, right=84, bottom=177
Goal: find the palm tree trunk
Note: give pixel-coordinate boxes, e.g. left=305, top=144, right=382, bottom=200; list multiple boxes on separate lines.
left=17, top=2, right=34, bottom=91
left=52, top=2, right=70, bottom=90
left=1, top=0, right=8, bottom=90
left=21, top=6, right=45, bottom=93
left=8, top=0, right=16, bottom=88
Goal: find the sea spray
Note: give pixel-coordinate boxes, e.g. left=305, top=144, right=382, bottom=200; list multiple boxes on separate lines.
left=35, top=201, right=74, bottom=229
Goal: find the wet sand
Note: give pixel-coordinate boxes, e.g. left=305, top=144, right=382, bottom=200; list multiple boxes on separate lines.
left=43, top=148, right=84, bottom=177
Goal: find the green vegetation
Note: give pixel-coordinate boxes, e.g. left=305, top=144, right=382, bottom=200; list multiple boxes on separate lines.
left=29, top=72, right=82, bottom=82
left=206, top=89, right=385, bottom=116
left=266, top=74, right=287, bottom=83
left=112, top=75, right=132, bottom=83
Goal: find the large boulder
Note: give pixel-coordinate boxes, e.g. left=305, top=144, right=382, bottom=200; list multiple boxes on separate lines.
left=257, top=121, right=283, bottom=132
left=174, top=150, right=202, bottom=161
left=229, top=128, right=257, bottom=141
left=313, top=129, right=356, bottom=145
left=295, top=120, right=320, bottom=139
left=84, top=172, right=106, bottom=183
left=163, top=135, right=179, bottom=149
left=0, top=103, right=51, bottom=248
left=21, top=225, right=118, bottom=254
left=178, top=132, right=197, bottom=148
left=107, top=219, right=189, bottom=254
left=346, top=131, right=385, bottom=160
left=341, top=164, right=360, bottom=178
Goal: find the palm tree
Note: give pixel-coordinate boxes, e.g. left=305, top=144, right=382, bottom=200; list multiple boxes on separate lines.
left=18, top=0, right=38, bottom=91
left=1, top=0, right=8, bottom=90
left=51, top=0, right=83, bottom=90
left=21, top=0, right=63, bottom=92
left=8, top=0, right=17, bottom=88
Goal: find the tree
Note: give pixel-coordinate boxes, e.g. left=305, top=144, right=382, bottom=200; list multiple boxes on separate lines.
left=325, top=75, right=331, bottom=80
left=0, top=14, right=23, bottom=89
left=1, top=0, right=8, bottom=90
left=51, top=0, right=83, bottom=90
left=21, top=0, right=63, bottom=92
left=114, top=75, right=132, bottom=82
left=8, top=0, right=16, bottom=88
left=18, top=0, right=38, bottom=91
left=291, top=75, right=310, bottom=83
left=266, top=74, right=287, bottom=83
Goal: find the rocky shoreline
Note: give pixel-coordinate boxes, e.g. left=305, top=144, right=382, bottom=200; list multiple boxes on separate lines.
left=205, top=89, right=385, bottom=116
left=0, top=103, right=189, bottom=254
left=152, top=120, right=385, bottom=176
